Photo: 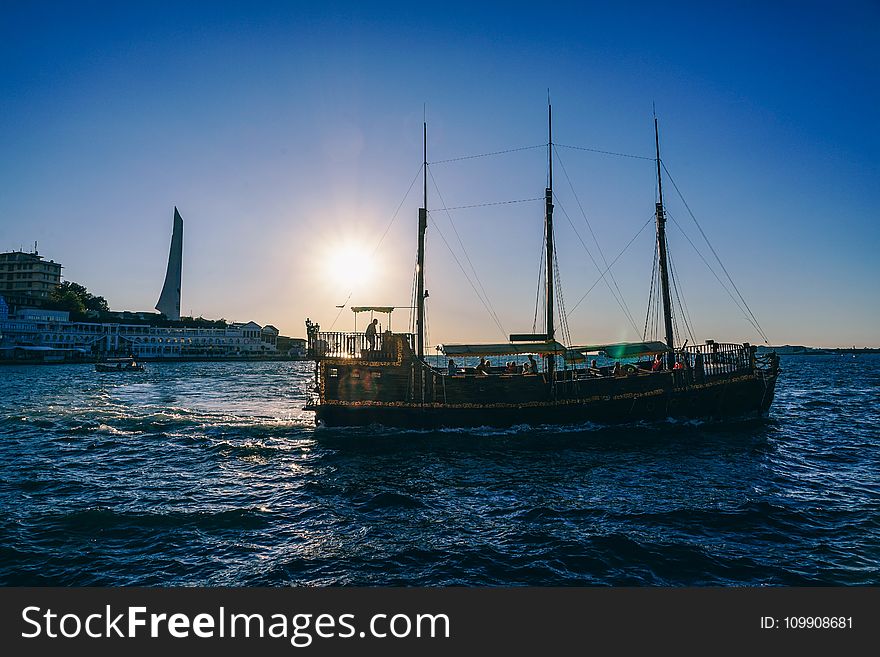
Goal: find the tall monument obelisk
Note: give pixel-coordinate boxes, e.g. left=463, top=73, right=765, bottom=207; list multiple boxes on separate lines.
left=156, top=207, right=183, bottom=320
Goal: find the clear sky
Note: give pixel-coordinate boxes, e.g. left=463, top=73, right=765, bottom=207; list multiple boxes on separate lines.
left=1, top=1, right=878, bottom=347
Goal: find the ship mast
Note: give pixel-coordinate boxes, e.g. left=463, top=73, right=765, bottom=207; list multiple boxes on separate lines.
left=417, top=119, right=427, bottom=360
left=654, top=115, right=676, bottom=368
left=545, top=99, right=555, bottom=379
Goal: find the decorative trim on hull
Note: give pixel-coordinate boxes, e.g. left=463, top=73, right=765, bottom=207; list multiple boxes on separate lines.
left=312, top=373, right=778, bottom=429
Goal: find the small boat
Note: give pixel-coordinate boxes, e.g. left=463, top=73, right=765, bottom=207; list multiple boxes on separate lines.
left=95, top=357, right=145, bottom=372
left=304, top=105, right=780, bottom=428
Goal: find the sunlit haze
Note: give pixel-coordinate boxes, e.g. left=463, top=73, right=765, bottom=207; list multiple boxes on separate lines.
left=1, top=1, right=877, bottom=347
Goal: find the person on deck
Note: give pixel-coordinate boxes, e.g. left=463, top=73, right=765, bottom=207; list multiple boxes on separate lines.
left=365, top=318, right=378, bottom=350
left=447, top=358, right=457, bottom=376
left=673, top=358, right=684, bottom=370
left=505, top=361, right=517, bottom=374
left=527, top=354, right=538, bottom=374
left=475, top=357, right=490, bottom=376
left=613, top=362, right=623, bottom=377
left=652, top=354, right=663, bottom=371
left=694, top=351, right=705, bottom=381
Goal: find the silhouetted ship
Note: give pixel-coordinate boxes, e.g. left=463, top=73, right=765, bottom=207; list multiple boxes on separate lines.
left=305, top=107, right=780, bottom=428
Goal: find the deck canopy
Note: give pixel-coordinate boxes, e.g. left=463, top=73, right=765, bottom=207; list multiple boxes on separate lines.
left=569, top=340, right=670, bottom=359
left=350, top=306, right=402, bottom=331
left=440, top=341, right=568, bottom=357
left=351, top=306, right=396, bottom=314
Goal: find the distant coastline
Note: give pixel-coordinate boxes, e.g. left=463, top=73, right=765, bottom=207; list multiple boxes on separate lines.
left=0, top=354, right=309, bottom=367
left=756, top=345, right=880, bottom=355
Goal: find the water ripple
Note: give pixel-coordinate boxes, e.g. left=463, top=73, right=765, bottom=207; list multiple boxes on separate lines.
left=1, top=356, right=878, bottom=585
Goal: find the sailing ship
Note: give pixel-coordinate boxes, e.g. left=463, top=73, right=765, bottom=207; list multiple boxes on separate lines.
left=304, top=107, right=780, bottom=428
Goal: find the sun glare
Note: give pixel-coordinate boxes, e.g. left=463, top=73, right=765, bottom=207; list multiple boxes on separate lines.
left=324, top=241, right=376, bottom=290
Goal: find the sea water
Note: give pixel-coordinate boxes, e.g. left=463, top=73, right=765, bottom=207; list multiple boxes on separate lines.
left=1, top=355, right=877, bottom=585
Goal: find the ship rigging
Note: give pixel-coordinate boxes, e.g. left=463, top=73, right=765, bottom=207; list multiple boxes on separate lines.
left=305, top=104, right=780, bottom=428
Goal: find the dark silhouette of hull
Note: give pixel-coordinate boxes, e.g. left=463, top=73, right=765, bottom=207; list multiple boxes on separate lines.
left=312, top=371, right=778, bottom=428
left=305, top=332, right=780, bottom=429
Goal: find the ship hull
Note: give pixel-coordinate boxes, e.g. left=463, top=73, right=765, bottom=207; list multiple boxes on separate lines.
left=312, top=371, right=778, bottom=429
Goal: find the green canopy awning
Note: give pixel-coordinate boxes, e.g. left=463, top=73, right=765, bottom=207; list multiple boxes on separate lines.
left=570, top=340, right=670, bottom=359
left=441, top=341, right=569, bottom=357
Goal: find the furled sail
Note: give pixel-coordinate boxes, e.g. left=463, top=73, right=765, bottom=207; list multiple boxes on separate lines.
left=569, top=341, right=670, bottom=359
left=440, top=341, right=569, bottom=356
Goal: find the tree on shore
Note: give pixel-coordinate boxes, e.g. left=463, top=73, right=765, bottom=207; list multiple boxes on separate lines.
left=48, top=281, right=110, bottom=314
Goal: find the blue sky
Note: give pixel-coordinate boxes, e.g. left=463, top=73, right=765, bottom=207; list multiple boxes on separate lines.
left=1, top=1, right=878, bottom=346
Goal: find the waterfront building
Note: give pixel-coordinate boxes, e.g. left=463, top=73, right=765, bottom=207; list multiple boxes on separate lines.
left=276, top=335, right=307, bottom=358
left=1, top=210, right=305, bottom=364
left=0, top=307, right=289, bottom=361
left=0, top=249, right=62, bottom=309
left=261, top=324, right=279, bottom=350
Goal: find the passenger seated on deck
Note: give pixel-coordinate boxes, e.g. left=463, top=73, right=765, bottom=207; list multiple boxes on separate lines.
left=526, top=354, right=538, bottom=374
left=673, top=358, right=684, bottom=370
left=612, top=362, right=623, bottom=377
left=475, top=357, right=490, bottom=376
left=652, top=354, right=663, bottom=371
left=447, top=358, right=457, bottom=376
left=505, top=361, right=517, bottom=374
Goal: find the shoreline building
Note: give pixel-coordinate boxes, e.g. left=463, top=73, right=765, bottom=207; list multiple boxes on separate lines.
left=0, top=308, right=290, bottom=361
left=1, top=208, right=307, bottom=362
left=0, top=247, right=62, bottom=310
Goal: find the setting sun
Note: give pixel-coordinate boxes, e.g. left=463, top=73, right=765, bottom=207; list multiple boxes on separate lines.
left=324, top=240, right=377, bottom=290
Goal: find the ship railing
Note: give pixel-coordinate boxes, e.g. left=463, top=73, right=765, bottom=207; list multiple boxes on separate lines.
left=678, top=343, right=754, bottom=381
left=308, top=331, right=414, bottom=362
left=754, top=351, right=780, bottom=372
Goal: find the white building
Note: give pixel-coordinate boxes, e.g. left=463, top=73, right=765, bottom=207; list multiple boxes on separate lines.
left=0, top=307, right=280, bottom=360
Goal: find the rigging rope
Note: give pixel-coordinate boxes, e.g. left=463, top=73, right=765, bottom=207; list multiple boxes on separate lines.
left=555, top=143, right=654, bottom=161
left=328, top=292, right=352, bottom=332
left=329, top=164, right=424, bottom=330
left=553, top=197, right=641, bottom=336
left=643, top=239, right=659, bottom=341
left=661, top=161, right=770, bottom=344
left=430, top=144, right=545, bottom=165
left=566, top=214, right=654, bottom=317
left=666, top=212, right=768, bottom=342
left=428, top=219, right=508, bottom=340
left=429, top=197, right=542, bottom=212
left=554, top=146, right=640, bottom=337
left=667, top=237, right=697, bottom=346
left=553, top=240, right=573, bottom=348
left=409, top=253, right=418, bottom=336
left=429, top=169, right=508, bottom=339
left=532, top=221, right=546, bottom=334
